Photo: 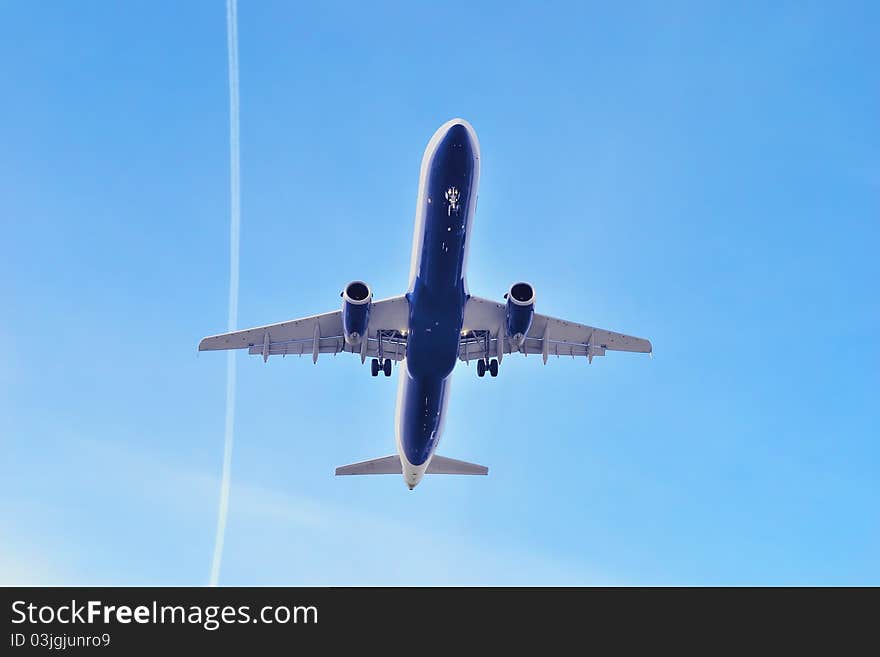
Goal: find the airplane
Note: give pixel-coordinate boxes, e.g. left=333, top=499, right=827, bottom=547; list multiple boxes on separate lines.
left=199, top=118, right=652, bottom=489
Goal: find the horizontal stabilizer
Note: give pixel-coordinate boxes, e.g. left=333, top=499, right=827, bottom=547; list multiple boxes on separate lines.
left=335, top=454, right=488, bottom=476
left=426, top=455, right=488, bottom=475
left=335, top=455, right=401, bottom=476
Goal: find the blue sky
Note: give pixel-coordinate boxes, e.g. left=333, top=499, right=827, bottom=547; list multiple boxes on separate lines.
left=1, top=1, right=877, bottom=585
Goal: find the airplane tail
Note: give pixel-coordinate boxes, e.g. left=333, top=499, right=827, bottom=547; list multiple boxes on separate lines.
left=335, top=454, right=488, bottom=476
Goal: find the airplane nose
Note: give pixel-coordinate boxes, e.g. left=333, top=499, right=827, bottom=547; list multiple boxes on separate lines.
left=424, top=118, right=479, bottom=165
left=438, top=121, right=475, bottom=160
left=445, top=123, right=471, bottom=143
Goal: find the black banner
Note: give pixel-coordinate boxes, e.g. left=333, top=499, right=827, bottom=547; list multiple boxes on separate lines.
left=1, top=587, right=874, bottom=653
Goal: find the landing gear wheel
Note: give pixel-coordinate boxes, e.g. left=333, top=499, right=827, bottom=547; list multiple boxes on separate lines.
left=383, top=358, right=392, bottom=377
left=371, top=358, right=379, bottom=377
left=477, top=359, right=486, bottom=377
left=489, top=359, right=498, bottom=377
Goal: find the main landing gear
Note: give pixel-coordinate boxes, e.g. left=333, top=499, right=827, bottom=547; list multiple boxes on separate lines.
left=371, top=358, right=392, bottom=377
left=477, top=358, right=499, bottom=378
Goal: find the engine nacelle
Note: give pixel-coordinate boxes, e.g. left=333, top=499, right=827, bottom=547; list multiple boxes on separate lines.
left=505, top=282, right=535, bottom=347
left=341, top=281, right=372, bottom=346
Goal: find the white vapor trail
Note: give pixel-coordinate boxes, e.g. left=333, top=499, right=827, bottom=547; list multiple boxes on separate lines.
left=210, top=0, right=240, bottom=587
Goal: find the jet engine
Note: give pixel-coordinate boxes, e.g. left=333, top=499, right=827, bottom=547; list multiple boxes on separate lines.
left=341, top=281, right=372, bottom=346
left=505, top=282, right=535, bottom=348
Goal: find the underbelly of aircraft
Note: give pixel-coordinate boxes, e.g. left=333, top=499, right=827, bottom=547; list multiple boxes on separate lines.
left=397, top=368, right=450, bottom=466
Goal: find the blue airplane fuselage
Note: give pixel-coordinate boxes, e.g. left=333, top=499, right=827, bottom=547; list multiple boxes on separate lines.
left=395, top=120, right=480, bottom=488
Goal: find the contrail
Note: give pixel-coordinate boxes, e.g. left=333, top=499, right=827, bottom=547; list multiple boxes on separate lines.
left=210, top=0, right=240, bottom=587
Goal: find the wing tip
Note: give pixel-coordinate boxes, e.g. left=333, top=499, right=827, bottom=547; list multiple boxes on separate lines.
left=198, top=336, right=222, bottom=351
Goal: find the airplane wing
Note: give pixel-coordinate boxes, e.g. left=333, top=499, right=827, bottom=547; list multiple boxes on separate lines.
left=459, top=295, right=652, bottom=363
left=198, top=295, right=410, bottom=363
